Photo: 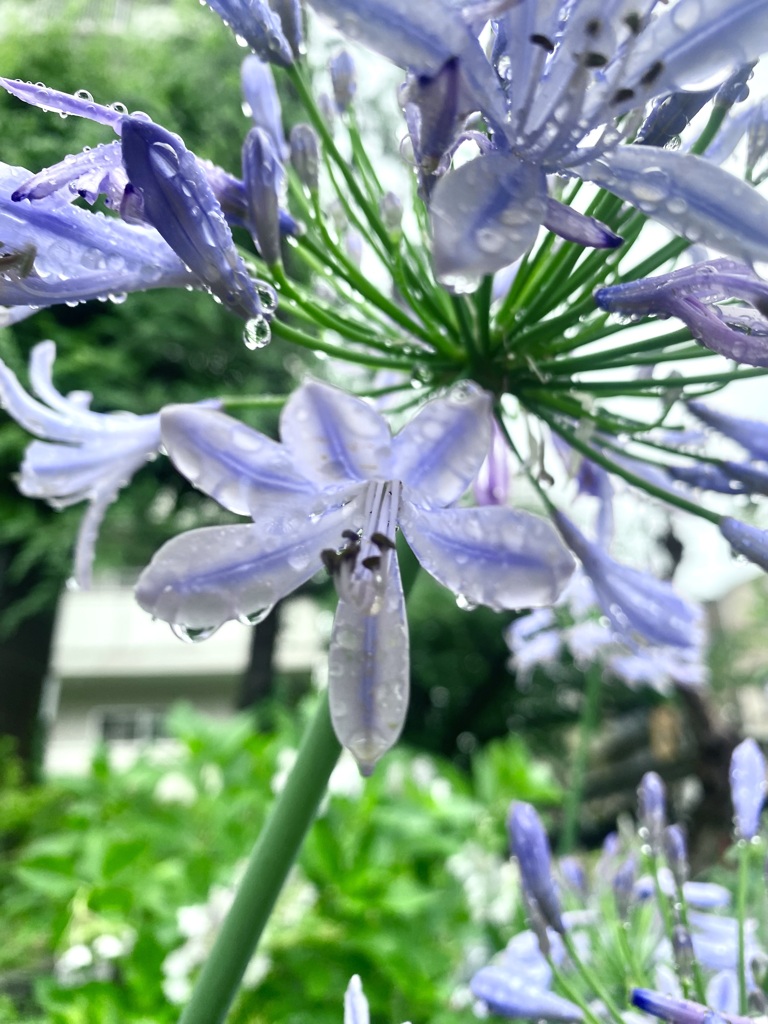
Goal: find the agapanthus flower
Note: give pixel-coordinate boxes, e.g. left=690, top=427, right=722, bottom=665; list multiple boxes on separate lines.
left=0, top=341, right=179, bottom=587
left=135, top=380, right=574, bottom=773
left=306, top=0, right=768, bottom=287
left=596, top=260, right=768, bottom=367
left=0, top=78, right=289, bottom=323
left=0, top=162, right=194, bottom=322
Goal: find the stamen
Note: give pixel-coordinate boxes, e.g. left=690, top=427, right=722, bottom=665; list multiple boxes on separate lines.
left=323, top=480, right=402, bottom=615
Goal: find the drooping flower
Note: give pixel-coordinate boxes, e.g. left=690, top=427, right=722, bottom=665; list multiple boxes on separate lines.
left=135, top=380, right=574, bottom=772
left=0, top=341, right=175, bottom=587
left=306, top=0, right=768, bottom=286
left=595, top=260, right=768, bottom=367
left=0, top=78, right=289, bottom=322
left=0, top=162, right=194, bottom=321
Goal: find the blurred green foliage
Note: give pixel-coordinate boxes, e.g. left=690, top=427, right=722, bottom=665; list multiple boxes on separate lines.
left=0, top=700, right=559, bottom=1022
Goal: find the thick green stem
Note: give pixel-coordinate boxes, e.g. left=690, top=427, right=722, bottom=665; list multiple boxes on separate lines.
left=177, top=692, right=341, bottom=1024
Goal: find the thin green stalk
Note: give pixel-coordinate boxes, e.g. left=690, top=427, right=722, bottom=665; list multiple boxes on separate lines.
left=271, top=318, right=416, bottom=369
left=178, top=692, right=341, bottom=1024
left=529, top=403, right=722, bottom=524
left=737, top=839, right=750, bottom=1014
left=562, top=931, right=626, bottom=1024
left=559, top=662, right=602, bottom=855
left=536, top=366, right=768, bottom=393
left=286, top=65, right=392, bottom=253
left=548, top=958, right=604, bottom=1024
left=536, top=330, right=693, bottom=373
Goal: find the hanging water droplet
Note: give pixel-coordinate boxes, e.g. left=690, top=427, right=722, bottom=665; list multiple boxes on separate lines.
left=244, top=315, right=272, bottom=350
left=170, top=623, right=220, bottom=643
left=455, top=593, right=477, bottom=612
left=236, top=605, right=274, bottom=627
left=256, top=283, right=278, bottom=315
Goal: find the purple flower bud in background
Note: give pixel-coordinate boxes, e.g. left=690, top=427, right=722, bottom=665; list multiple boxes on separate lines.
left=637, top=90, right=718, bottom=148
left=121, top=117, right=270, bottom=321
left=270, top=0, right=303, bottom=59
left=240, top=55, right=287, bottom=158
left=631, top=990, right=715, bottom=1024
left=202, top=0, right=293, bottom=67
left=289, top=123, right=319, bottom=192
left=344, top=975, right=370, bottom=1024
left=399, top=57, right=459, bottom=192
left=379, top=191, right=403, bottom=235
left=706, top=971, right=739, bottom=1016
left=559, top=856, right=587, bottom=897
left=613, top=855, right=636, bottom=919
left=720, top=518, right=768, bottom=573
left=638, top=772, right=667, bottom=851
left=688, top=402, right=768, bottom=461
left=664, top=825, right=689, bottom=887
left=715, top=63, right=755, bottom=109
left=242, top=127, right=284, bottom=265
left=330, top=50, right=356, bottom=112
left=729, top=738, right=767, bottom=839
left=508, top=802, right=564, bottom=934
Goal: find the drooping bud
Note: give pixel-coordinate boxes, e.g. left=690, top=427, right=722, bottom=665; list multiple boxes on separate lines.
left=330, top=50, right=356, bottom=112
left=242, top=126, right=284, bottom=265
left=508, top=802, right=564, bottom=934
left=202, top=0, right=293, bottom=67
left=638, top=771, right=667, bottom=851
left=289, top=123, right=320, bottom=192
left=241, top=55, right=287, bottom=157
left=729, top=737, right=767, bottom=839
left=121, top=117, right=267, bottom=321
left=664, top=824, right=689, bottom=887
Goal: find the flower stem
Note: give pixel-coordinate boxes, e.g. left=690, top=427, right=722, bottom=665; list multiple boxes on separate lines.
left=177, top=692, right=341, bottom=1024
left=737, top=838, right=750, bottom=1015
left=559, top=661, right=602, bottom=855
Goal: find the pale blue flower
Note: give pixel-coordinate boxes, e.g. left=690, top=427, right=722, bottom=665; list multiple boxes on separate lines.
left=0, top=342, right=165, bottom=587
left=552, top=511, right=701, bottom=650
left=306, top=0, right=768, bottom=285
left=135, top=381, right=574, bottom=772
left=719, top=518, right=768, bottom=573
left=201, top=0, right=294, bottom=67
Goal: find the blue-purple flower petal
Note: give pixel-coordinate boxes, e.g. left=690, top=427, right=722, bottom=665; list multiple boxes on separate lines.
left=121, top=117, right=268, bottom=321
left=729, top=737, right=766, bottom=839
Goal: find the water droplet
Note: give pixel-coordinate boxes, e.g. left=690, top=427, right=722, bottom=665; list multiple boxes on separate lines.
left=149, top=141, right=180, bottom=179
left=244, top=315, right=272, bottom=350
left=455, top=593, right=477, bottom=611
left=170, top=623, right=220, bottom=643
left=237, top=606, right=274, bottom=626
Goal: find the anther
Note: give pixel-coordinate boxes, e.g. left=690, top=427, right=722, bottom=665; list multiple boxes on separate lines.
left=529, top=34, right=555, bottom=53
left=371, top=532, right=396, bottom=551
left=640, top=60, right=664, bottom=87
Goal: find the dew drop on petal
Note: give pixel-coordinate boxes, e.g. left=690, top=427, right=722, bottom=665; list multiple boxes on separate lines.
left=170, top=623, right=220, bottom=643
left=236, top=606, right=274, bottom=626
left=244, top=315, right=272, bottom=350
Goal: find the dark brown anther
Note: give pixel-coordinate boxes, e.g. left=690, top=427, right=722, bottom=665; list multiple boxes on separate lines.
left=583, top=52, right=608, bottom=67
left=361, top=555, right=381, bottom=572
left=341, top=529, right=361, bottom=543
left=321, top=548, right=340, bottom=575
left=624, top=12, right=641, bottom=35
left=641, top=60, right=664, bottom=86
left=529, top=33, right=555, bottom=53
left=612, top=87, right=635, bottom=104
left=371, top=532, right=396, bottom=551
left=585, top=18, right=601, bottom=37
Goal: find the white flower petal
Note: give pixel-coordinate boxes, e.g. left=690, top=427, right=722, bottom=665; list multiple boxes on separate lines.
left=161, top=405, right=318, bottom=517
left=136, top=499, right=361, bottom=629
left=399, top=502, right=574, bottom=610
left=280, top=380, right=393, bottom=488
left=329, top=556, right=409, bottom=776
left=392, top=382, right=492, bottom=508
left=581, top=146, right=768, bottom=265
left=430, top=152, right=547, bottom=290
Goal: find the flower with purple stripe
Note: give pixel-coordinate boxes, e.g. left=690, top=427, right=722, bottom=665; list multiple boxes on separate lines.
left=135, top=381, right=574, bottom=773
